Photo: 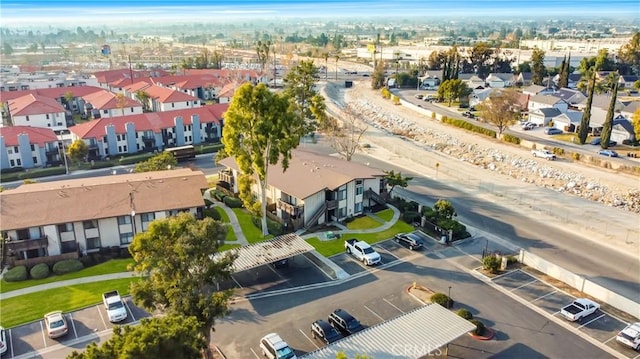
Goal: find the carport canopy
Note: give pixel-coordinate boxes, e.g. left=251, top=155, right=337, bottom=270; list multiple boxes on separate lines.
left=302, top=304, right=476, bottom=359
left=217, top=233, right=315, bottom=273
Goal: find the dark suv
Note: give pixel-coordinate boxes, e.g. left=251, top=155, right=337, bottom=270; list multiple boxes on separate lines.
left=311, top=319, right=341, bottom=344
left=394, top=232, right=424, bottom=250
left=328, top=309, right=363, bottom=336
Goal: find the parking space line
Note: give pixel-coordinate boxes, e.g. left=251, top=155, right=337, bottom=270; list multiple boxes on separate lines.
left=40, top=321, right=47, bottom=348
left=69, top=313, right=78, bottom=339
left=124, top=300, right=137, bottom=321
left=96, top=305, right=108, bottom=330
left=490, top=269, right=522, bottom=281
left=603, top=335, right=617, bottom=344
left=383, top=298, right=405, bottom=314
left=250, top=347, right=261, bottom=358
left=364, top=305, right=385, bottom=321
left=531, top=290, right=557, bottom=303
left=577, top=314, right=606, bottom=329
left=453, top=246, right=482, bottom=264
left=510, top=279, right=538, bottom=292
left=374, top=244, right=396, bottom=257
left=298, top=328, right=320, bottom=350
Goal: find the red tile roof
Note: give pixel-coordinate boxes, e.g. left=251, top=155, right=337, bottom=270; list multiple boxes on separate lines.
left=142, top=84, right=200, bottom=103
left=0, top=86, right=103, bottom=102
left=183, top=69, right=260, bottom=79
left=69, top=104, right=228, bottom=139
left=1, top=126, right=58, bottom=146
left=8, top=94, right=65, bottom=116
left=82, top=90, right=141, bottom=110
left=151, top=74, right=226, bottom=90
left=91, top=69, right=171, bottom=86
left=122, top=80, right=152, bottom=93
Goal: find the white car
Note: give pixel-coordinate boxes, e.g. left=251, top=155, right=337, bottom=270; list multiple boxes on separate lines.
left=0, top=326, right=7, bottom=355
left=617, top=322, right=640, bottom=350
left=44, top=311, right=68, bottom=339
left=259, top=333, right=296, bottom=359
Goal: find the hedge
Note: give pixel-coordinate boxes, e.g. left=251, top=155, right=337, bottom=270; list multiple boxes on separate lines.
left=456, top=309, right=473, bottom=320
left=212, top=190, right=227, bottom=202
left=502, top=134, right=521, bottom=144
left=251, top=216, right=284, bottom=236
left=4, top=265, right=28, bottom=282
left=52, top=259, right=84, bottom=275
left=30, top=263, right=50, bottom=279
left=441, top=116, right=496, bottom=138
left=402, top=211, right=421, bottom=224
left=430, top=292, right=454, bottom=309
left=204, top=207, right=222, bottom=221
left=0, top=167, right=67, bottom=182
left=204, top=198, right=214, bottom=208
left=469, top=319, right=485, bottom=336
left=223, top=196, right=243, bottom=208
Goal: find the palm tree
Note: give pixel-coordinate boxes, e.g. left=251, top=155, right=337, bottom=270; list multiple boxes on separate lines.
left=334, top=54, right=340, bottom=80
left=323, top=52, right=329, bottom=80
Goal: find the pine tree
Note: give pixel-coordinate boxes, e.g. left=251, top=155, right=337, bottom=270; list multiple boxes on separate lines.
left=578, top=69, right=597, bottom=144
left=600, top=76, right=619, bottom=149
left=558, top=56, right=568, bottom=88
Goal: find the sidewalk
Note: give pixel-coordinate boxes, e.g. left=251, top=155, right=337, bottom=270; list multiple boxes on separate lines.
left=203, top=187, right=249, bottom=246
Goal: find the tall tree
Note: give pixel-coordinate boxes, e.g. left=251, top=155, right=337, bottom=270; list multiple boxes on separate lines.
left=135, top=90, right=150, bottom=112
left=63, top=91, right=75, bottom=112
left=67, top=315, right=205, bottom=359
left=531, top=48, right=546, bottom=86
left=600, top=77, right=619, bottom=149
left=438, top=79, right=471, bottom=107
left=67, top=140, right=88, bottom=165
left=384, top=170, right=412, bottom=197
left=578, top=70, right=598, bottom=144
left=558, top=55, right=568, bottom=88
left=427, top=50, right=447, bottom=70
left=477, top=88, right=522, bottom=135
left=464, top=42, right=494, bottom=80
left=255, top=40, right=271, bottom=72
left=631, top=108, right=640, bottom=142
left=323, top=106, right=367, bottom=161
left=370, top=61, right=385, bottom=89
left=128, top=213, right=236, bottom=359
left=135, top=151, right=178, bottom=172
left=220, top=83, right=305, bottom=236
left=334, top=54, right=340, bottom=80
left=617, top=32, right=640, bottom=75
left=283, top=60, right=326, bottom=133
left=116, top=93, right=128, bottom=116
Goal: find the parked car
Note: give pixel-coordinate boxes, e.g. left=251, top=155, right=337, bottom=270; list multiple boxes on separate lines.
left=544, top=128, right=563, bottom=135
left=259, top=333, right=297, bottom=359
left=102, top=290, right=128, bottom=323
left=0, top=326, right=6, bottom=355
left=462, top=111, right=476, bottom=119
left=590, top=138, right=617, bottom=146
left=394, top=232, right=424, bottom=250
left=311, top=319, right=342, bottom=344
left=616, top=322, right=640, bottom=351
left=531, top=149, right=556, bottom=161
left=345, top=239, right=381, bottom=265
left=598, top=150, right=618, bottom=157
left=560, top=298, right=600, bottom=322
left=328, top=309, right=363, bottom=336
left=414, top=94, right=424, bottom=99
left=44, top=311, right=69, bottom=338
left=522, top=122, right=536, bottom=130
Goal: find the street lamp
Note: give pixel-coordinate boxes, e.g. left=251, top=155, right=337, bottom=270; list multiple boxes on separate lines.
left=448, top=286, right=452, bottom=308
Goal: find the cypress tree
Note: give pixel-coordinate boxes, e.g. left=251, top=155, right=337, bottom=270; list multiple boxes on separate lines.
left=600, top=77, right=619, bottom=149
left=578, top=69, right=597, bottom=144
left=558, top=56, right=567, bottom=88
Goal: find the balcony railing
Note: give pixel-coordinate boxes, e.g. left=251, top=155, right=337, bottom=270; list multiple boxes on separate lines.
left=218, top=171, right=234, bottom=185
left=6, top=236, right=48, bottom=252
left=326, top=200, right=339, bottom=210
left=277, top=199, right=304, bottom=217
left=45, top=146, right=59, bottom=155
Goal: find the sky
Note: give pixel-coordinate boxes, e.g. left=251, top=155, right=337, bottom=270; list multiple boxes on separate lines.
left=1, top=0, right=639, bottom=26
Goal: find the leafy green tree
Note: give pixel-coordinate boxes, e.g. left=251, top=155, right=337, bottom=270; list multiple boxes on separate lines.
left=220, top=83, right=305, bottom=236
left=135, top=151, right=178, bottom=172
left=434, top=199, right=456, bottom=220
left=618, top=32, right=640, bottom=75
left=463, top=42, right=494, bottom=80
left=67, top=315, right=205, bottom=359
left=600, top=78, right=619, bottom=149
left=63, top=91, right=75, bottom=112
left=477, top=88, right=522, bottom=135
left=283, top=60, right=326, bottom=133
left=438, top=79, right=471, bottom=107
left=128, top=213, right=236, bottom=359
left=384, top=170, right=413, bottom=197
left=336, top=353, right=372, bottom=359
left=531, top=48, right=546, bottom=86
left=631, top=108, right=640, bottom=142
left=134, top=90, right=150, bottom=112
left=370, top=61, right=385, bottom=89
left=427, top=50, right=447, bottom=70
left=578, top=70, right=598, bottom=144
left=67, top=140, right=88, bottom=165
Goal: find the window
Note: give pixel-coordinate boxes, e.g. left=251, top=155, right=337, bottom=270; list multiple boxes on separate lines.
left=16, top=159, right=21, bottom=166
left=338, top=186, right=347, bottom=201
left=120, top=232, right=133, bottom=245
left=46, top=114, right=50, bottom=119
left=355, top=202, right=363, bottom=213
left=57, top=223, right=73, bottom=233
left=130, top=107, right=134, bottom=112
left=26, top=116, right=30, bottom=121
left=118, top=146, right=122, bottom=152
left=117, top=216, right=131, bottom=225
left=9, top=159, right=15, bottom=167
left=83, top=220, right=97, bottom=229
left=7, top=148, right=12, bottom=154
left=30, top=144, right=35, bottom=151
left=338, top=207, right=347, bottom=218
left=33, top=156, right=37, bottom=164
left=86, top=237, right=101, bottom=250
left=171, top=103, right=175, bottom=108
left=13, top=146, right=19, bottom=154
left=141, top=213, right=155, bottom=222
left=123, top=145, right=127, bottom=152
left=103, top=109, right=108, bottom=114
left=355, top=185, right=363, bottom=196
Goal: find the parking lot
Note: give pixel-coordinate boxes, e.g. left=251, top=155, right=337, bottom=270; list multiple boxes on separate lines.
left=2, top=297, right=150, bottom=359
left=492, top=269, right=640, bottom=358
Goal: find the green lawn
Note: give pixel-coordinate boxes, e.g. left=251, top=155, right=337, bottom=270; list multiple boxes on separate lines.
left=216, top=207, right=231, bottom=223
left=307, top=220, right=414, bottom=257
left=219, top=243, right=241, bottom=252
left=232, top=208, right=273, bottom=244
left=225, top=225, right=238, bottom=241
left=375, top=208, right=394, bottom=222
left=0, top=277, right=139, bottom=328
left=0, top=258, right=134, bottom=294
left=346, top=216, right=383, bottom=230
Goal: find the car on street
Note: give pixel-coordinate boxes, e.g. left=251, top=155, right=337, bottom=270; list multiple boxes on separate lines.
left=328, top=309, right=363, bottom=336
left=598, top=149, right=618, bottom=157
left=462, top=111, right=476, bottom=119
left=44, top=311, right=68, bottom=338
left=414, top=94, right=424, bottom=99
left=590, top=138, right=617, bottom=146
left=394, top=232, right=425, bottom=250
left=0, top=326, right=7, bottom=355
left=616, top=322, right=640, bottom=350
left=544, top=128, right=563, bottom=135
left=311, top=319, right=342, bottom=344
left=259, top=333, right=296, bottom=359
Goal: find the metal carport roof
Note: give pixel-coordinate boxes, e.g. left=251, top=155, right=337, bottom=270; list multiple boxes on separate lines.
left=302, top=303, right=476, bottom=359
left=220, top=233, right=315, bottom=273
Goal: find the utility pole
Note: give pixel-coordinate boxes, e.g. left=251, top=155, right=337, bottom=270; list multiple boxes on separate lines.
left=273, top=45, right=277, bottom=88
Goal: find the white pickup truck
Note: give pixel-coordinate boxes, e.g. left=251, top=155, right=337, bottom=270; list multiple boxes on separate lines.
left=345, top=239, right=381, bottom=266
left=560, top=298, right=600, bottom=322
left=102, top=290, right=128, bottom=323
left=531, top=149, right=557, bottom=160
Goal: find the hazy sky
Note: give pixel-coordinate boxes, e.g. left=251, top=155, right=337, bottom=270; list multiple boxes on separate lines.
left=1, top=0, right=639, bottom=26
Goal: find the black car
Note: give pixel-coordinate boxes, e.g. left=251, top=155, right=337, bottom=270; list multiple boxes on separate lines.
left=328, top=309, right=363, bottom=336
left=590, top=138, right=617, bottom=147
left=311, top=319, right=342, bottom=344
left=394, top=232, right=424, bottom=250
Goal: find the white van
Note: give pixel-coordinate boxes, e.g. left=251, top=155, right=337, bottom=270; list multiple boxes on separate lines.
left=260, top=333, right=297, bottom=359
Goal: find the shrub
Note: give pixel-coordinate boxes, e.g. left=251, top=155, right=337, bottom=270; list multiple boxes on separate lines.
left=251, top=216, right=284, bottom=236
left=223, top=196, right=243, bottom=208
left=469, top=319, right=485, bottom=336
left=4, top=265, right=28, bottom=282
left=430, top=292, right=453, bottom=308
left=52, top=259, right=84, bottom=275
left=204, top=207, right=222, bottom=220
left=361, top=143, right=371, bottom=148
left=441, top=117, right=496, bottom=138
left=552, top=147, right=565, bottom=155
left=431, top=112, right=436, bottom=119
left=456, top=309, right=473, bottom=320
left=572, top=152, right=581, bottom=161
left=29, top=263, right=51, bottom=279
left=483, top=255, right=501, bottom=274
left=506, top=255, right=518, bottom=266
left=212, top=190, right=227, bottom=202
left=204, top=198, right=214, bottom=208
left=502, top=134, right=521, bottom=145
left=402, top=211, right=421, bottom=224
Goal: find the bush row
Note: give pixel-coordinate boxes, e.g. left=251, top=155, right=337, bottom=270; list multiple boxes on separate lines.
left=441, top=116, right=497, bottom=138
left=223, top=196, right=243, bottom=208
left=3, top=259, right=84, bottom=282
left=251, top=215, right=284, bottom=236
left=502, top=134, right=521, bottom=145
left=0, top=166, right=67, bottom=182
